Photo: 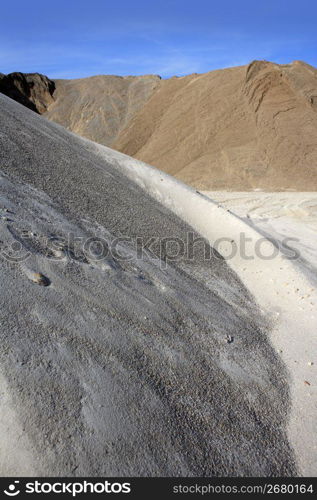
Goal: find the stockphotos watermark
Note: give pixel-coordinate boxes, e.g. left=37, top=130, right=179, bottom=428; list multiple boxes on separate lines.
left=2, top=478, right=314, bottom=498
left=3, top=480, right=131, bottom=496
left=0, top=230, right=300, bottom=268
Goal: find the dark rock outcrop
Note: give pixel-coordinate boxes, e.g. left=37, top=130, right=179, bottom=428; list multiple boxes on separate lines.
left=0, top=72, right=55, bottom=113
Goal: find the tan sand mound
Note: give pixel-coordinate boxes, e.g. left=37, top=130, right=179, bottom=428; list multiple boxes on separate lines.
left=1, top=60, right=317, bottom=190
left=113, top=60, right=317, bottom=191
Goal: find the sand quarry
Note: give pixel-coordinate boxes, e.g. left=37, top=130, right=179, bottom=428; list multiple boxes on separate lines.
left=0, top=93, right=316, bottom=476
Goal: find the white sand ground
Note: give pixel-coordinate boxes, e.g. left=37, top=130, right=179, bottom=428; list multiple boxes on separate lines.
left=0, top=93, right=316, bottom=476
left=204, top=192, right=317, bottom=278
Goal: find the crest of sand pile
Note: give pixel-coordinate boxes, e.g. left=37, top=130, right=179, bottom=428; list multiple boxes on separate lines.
left=92, top=141, right=317, bottom=475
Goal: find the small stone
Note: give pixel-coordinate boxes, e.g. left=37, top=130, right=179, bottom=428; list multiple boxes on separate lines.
left=31, top=272, right=50, bottom=286
left=308, top=362, right=314, bottom=366
left=225, top=335, right=234, bottom=344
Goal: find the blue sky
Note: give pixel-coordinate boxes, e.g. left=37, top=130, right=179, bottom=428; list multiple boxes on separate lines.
left=1, top=0, right=316, bottom=78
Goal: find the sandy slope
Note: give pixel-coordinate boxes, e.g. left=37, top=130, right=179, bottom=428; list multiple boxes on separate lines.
left=0, top=93, right=315, bottom=476
left=45, top=75, right=160, bottom=146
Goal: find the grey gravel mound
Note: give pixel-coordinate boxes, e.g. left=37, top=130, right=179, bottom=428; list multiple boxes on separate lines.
left=0, top=93, right=296, bottom=476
